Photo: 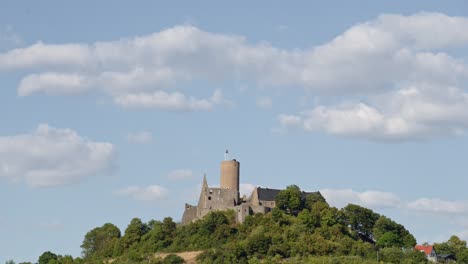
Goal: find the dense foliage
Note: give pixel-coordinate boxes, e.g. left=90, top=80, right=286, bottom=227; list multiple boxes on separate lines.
left=14, top=185, right=468, bottom=263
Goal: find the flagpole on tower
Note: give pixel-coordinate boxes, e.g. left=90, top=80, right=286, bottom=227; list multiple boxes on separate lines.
left=225, top=149, right=229, bottom=160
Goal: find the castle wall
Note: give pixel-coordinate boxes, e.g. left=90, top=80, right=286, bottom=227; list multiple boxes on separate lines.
left=182, top=204, right=197, bottom=225
left=196, top=187, right=239, bottom=219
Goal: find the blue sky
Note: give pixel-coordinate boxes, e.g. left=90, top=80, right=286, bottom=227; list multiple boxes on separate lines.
left=2, top=0, right=468, bottom=262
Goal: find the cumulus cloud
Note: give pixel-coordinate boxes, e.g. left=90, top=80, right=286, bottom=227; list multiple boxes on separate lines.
left=18, top=72, right=91, bottom=96
left=115, top=89, right=223, bottom=111
left=407, top=198, right=468, bottom=214
left=321, top=189, right=468, bottom=216
left=0, top=124, right=115, bottom=187
left=320, top=189, right=401, bottom=209
left=167, top=169, right=193, bottom=180
left=115, top=185, right=169, bottom=201
left=281, top=83, right=468, bottom=140
left=275, top=13, right=468, bottom=140
left=2, top=13, right=468, bottom=137
left=126, top=131, right=153, bottom=143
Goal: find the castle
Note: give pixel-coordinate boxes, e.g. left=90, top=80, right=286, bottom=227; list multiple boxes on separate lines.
left=182, top=151, right=323, bottom=224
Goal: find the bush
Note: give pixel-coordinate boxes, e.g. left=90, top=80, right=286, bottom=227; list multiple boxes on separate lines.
left=162, top=254, right=185, bottom=264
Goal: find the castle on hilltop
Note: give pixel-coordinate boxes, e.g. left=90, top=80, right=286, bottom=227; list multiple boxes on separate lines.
left=182, top=151, right=323, bottom=224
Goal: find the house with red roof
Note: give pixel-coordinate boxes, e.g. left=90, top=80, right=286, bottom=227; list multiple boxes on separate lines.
left=415, top=245, right=437, bottom=262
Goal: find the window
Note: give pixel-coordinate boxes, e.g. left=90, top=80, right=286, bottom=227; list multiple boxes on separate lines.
left=208, top=196, right=211, bottom=200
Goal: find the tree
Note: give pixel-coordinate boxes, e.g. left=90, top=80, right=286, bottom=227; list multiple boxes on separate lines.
left=275, top=185, right=304, bottom=215
left=199, top=211, right=229, bottom=236
left=57, top=255, right=73, bottom=264
left=305, top=192, right=328, bottom=210
left=5, top=260, right=15, bottom=264
left=342, top=204, right=379, bottom=242
left=38, top=251, right=57, bottom=264
left=458, top=248, right=468, bottom=264
left=376, top=232, right=401, bottom=248
left=373, top=216, right=416, bottom=248
left=435, top=235, right=467, bottom=259
left=162, top=254, right=185, bottom=264
left=122, top=218, right=149, bottom=249
left=447, top=235, right=467, bottom=256
left=81, top=223, right=121, bottom=259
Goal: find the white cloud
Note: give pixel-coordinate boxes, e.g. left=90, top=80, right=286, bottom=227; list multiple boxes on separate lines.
left=114, top=89, right=223, bottom=111
left=280, top=83, right=468, bottom=140
left=18, top=72, right=91, bottom=96
left=256, top=97, right=273, bottom=109
left=167, top=169, right=193, bottom=180
left=115, top=185, right=169, bottom=201
left=320, top=189, right=401, bottom=209
left=126, top=131, right=153, bottom=144
left=0, top=124, right=115, bottom=187
left=407, top=198, right=468, bottom=214
left=1, top=14, right=467, bottom=94
left=1, top=13, right=468, bottom=137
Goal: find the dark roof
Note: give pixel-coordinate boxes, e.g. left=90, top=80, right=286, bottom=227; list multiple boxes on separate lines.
left=438, top=254, right=456, bottom=260
left=256, top=187, right=322, bottom=201
left=257, top=188, right=281, bottom=201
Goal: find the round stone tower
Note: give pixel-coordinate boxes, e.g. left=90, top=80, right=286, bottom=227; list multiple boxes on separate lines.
left=220, top=159, right=240, bottom=193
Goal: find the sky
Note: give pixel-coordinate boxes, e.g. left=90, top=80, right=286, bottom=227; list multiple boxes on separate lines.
left=1, top=0, right=468, bottom=262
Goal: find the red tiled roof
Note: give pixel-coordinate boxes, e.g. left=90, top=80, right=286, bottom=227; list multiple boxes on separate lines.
left=415, top=245, right=434, bottom=255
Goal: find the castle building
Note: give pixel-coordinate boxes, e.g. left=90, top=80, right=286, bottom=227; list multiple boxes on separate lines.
left=182, top=152, right=323, bottom=224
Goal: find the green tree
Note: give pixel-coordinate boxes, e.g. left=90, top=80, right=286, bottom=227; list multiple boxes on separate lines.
left=297, top=209, right=320, bottom=231
left=305, top=192, right=328, bottom=210
left=380, top=247, right=403, bottom=263
left=38, top=251, right=58, bottom=264
left=376, top=232, right=401, bottom=248
left=275, top=185, right=304, bottom=215
left=122, top=218, right=149, bottom=249
left=458, top=248, right=468, bottom=264
left=434, top=235, right=467, bottom=257
left=403, top=250, right=427, bottom=264
left=199, top=211, right=229, bottom=236
left=5, top=260, right=15, bottom=264
left=162, top=254, right=185, bottom=264
left=373, top=216, right=416, bottom=248
left=81, top=223, right=121, bottom=259
left=342, top=204, right=379, bottom=241
left=245, top=232, right=272, bottom=256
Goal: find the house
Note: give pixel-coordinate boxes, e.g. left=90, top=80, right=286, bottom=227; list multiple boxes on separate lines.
left=415, top=245, right=438, bottom=262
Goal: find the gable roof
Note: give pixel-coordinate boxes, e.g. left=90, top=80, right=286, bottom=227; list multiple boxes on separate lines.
left=415, top=245, right=435, bottom=256
left=256, top=187, right=323, bottom=202
left=257, top=187, right=281, bottom=201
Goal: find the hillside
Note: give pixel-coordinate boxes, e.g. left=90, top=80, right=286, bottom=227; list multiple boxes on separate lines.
left=23, top=185, right=468, bottom=263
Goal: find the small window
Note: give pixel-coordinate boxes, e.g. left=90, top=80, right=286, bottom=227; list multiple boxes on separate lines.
left=209, top=190, right=213, bottom=194
left=208, top=196, right=211, bottom=200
